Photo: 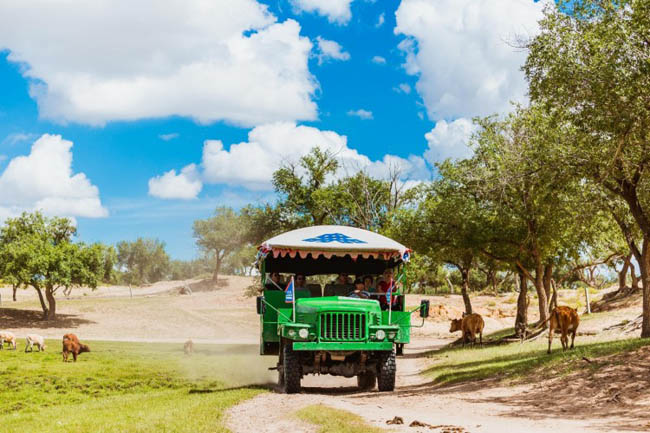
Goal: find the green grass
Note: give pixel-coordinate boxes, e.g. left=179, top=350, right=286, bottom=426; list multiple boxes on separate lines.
left=295, top=405, right=385, bottom=433
left=423, top=335, right=650, bottom=386
left=0, top=340, right=272, bottom=432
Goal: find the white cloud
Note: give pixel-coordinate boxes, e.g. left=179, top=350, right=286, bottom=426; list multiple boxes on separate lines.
left=148, top=164, right=202, bottom=200
left=371, top=55, right=387, bottom=65
left=314, top=37, right=351, bottom=65
left=291, top=0, right=354, bottom=24
left=424, top=118, right=477, bottom=162
left=150, top=122, right=429, bottom=195
left=395, top=0, right=545, bottom=120
left=0, top=1, right=317, bottom=127
left=158, top=133, right=179, bottom=141
left=347, top=109, right=373, bottom=120
left=2, top=132, right=37, bottom=146
left=394, top=83, right=411, bottom=94
left=0, top=134, right=107, bottom=219
left=376, top=12, right=385, bottom=27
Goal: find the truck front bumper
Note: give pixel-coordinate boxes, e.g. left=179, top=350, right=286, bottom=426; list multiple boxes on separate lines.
left=292, top=341, right=394, bottom=351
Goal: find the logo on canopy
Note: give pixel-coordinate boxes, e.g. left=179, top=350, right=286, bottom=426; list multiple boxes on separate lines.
left=303, top=233, right=367, bottom=244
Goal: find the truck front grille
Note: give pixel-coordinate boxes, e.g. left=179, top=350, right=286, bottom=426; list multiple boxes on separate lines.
left=320, top=313, right=366, bottom=341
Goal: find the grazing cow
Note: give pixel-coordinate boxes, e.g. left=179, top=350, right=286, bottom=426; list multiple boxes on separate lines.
left=184, top=339, right=194, bottom=355
left=450, top=313, right=485, bottom=346
left=0, top=331, right=17, bottom=350
left=62, top=333, right=90, bottom=362
left=25, top=334, right=46, bottom=352
left=547, top=306, right=579, bottom=354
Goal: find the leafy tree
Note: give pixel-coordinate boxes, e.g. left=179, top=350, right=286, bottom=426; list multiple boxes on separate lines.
left=525, top=0, right=650, bottom=336
left=389, top=165, right=488, bottom=314
left=193, top=207, right=247, bottom=283
left=272, top=147, right=339, bottom=226
left=0, top=212, right=105, bottom=320
left=116, top=238, right=170, bottom=286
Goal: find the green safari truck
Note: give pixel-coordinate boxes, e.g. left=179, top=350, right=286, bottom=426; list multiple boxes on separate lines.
left=255, top=225, right=429, bottom=393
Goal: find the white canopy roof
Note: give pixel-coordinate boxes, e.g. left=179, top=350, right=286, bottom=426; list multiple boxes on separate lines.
left=260, top=225, right=410, bottom=261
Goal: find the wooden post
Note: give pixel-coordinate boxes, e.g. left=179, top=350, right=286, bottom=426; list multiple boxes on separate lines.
left=129, top=284, right=133, bottom=299
left=584, top=287, right=591, bottom=314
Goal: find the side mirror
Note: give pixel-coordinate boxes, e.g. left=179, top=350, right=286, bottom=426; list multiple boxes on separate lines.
left=419, top=299, right=430, bottom=318
left=256, top=296, right=266, bottom=315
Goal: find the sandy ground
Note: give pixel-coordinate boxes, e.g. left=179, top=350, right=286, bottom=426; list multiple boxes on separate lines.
left=0, top=276, right=260, bottom=344
left=1, top=277, right=646, bottom=432
left=226, top=339, right=647, bottom=433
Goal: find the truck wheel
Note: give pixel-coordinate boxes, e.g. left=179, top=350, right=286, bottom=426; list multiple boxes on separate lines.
left=377, top=350, right=396, bottom=392
left=282, top=343, right=301, bottom=394
left=357, top=371, right=376, bottom=390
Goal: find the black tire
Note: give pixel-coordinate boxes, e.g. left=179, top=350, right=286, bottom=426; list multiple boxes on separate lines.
left=357, top=370, right=377, bottom=390
left=377, top=350, right=396, bottom=392
left=281, top=343, right=302, bottom=394
left=396, top=343, right=404, bottom=356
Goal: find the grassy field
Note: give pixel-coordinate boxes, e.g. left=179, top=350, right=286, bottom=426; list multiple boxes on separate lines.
left=295, top=405, right=385, bottom=433
left=0, top=340, right=274, bottom=433
left=423, top=334, right=650, bottom=386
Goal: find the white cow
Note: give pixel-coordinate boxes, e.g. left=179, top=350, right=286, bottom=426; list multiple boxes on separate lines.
left=25, top=334, right=46, bottom=352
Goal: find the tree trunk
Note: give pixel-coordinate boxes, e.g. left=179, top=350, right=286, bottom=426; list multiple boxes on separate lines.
left=619, top=254, right=631, bottom=288
left=631, top=261, right=640, bottom=290
left=212, top=252, right=222, bottom=284
left=543, top=264, right=553, bottom=300
left=33, top=284, right=49, bottom=318
left=641, top=238, right=650, bottom=338
left=515, top=272, right=528, bottom=338
left=12, top=284, right=17, bottom=302
left=535, top=264, right=548, bottom=327
left=45, top=285, right=57, bottom=320
left=460, top=268, right=473, bottom=315
left=491, top=271, right=498, bottom=296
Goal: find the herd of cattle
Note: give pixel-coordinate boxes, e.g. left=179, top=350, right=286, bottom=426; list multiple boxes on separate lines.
left=448, top=304, right=580, bottom=354
left=1, top=305, right=580, bottom=364
left=0, top=331, right=90, bottom=362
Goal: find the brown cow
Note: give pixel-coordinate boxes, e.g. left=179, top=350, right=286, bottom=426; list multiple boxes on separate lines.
left=62, top=333, right=90, bottom=362
left=450, top=313, right=484, bottom=346
left=547, top=306, right=579, bottom=354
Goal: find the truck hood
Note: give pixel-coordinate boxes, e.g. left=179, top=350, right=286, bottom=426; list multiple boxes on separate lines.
left=296, top=296, right=381, bottom=314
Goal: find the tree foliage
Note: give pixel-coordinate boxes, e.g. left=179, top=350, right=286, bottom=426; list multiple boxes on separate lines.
left=116, top=238, right=170, bottom=286
left=193, top=207, right=248, bottom=283
left=0, top=212, right=106, bottom=320
left=524, top=0, right=650, bottom=336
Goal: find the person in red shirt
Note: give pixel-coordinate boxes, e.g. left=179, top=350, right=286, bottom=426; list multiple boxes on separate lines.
left=377, top=268, right=400, bottom=310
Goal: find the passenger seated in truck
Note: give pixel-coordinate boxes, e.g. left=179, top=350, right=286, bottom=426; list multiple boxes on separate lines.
left=294, top=273, right=307, bottom=289
left=363, top=275, right=376, bottom=293
left=348, top=278, right=370, bottom=299
left=333, top=273, right=351, bottom=285
left=265, top=272, right=284, bottom=290
left=378, top=269, right=401, bottom=310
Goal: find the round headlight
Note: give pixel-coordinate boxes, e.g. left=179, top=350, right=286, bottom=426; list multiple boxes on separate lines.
left=298, top=328, right=309, bottom=339
left=287, top=329, right=296, bottom=337
left=376, top=330, right=386, bottom=340
left=388, top=332, right=396, bottom=339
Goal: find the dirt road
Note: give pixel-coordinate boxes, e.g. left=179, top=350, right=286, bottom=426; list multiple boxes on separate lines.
left=226, top=340, right=638, bottom=433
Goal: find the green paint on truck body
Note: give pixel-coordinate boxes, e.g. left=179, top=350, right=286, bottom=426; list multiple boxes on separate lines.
left=259, top=290, right=411, bottom=354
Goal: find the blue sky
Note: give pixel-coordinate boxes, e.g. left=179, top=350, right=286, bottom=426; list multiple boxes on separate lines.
left=0, top=0, right=545, bottom=259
